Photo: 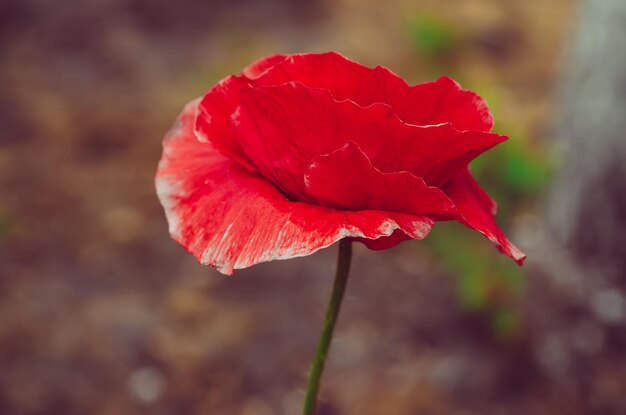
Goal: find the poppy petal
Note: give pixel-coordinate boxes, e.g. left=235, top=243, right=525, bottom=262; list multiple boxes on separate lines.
left=255, top=52, right=493, bottom=131
left=305, top=141, right=457, bottom=218
left=444, top=169, right=526, bottom=264
left=236, top=82, right=505, bottom=193
left=195, top=53, right=494, bottom=177
left=195, top=54, right=287, bottom=161
left=194, top=75, right=258, bottom=171
left=406, top=76, right=494, bottom=132
left=355, top=229, right=411, bottom=250
left=243, top=54, right=288, bottom=79
left=157, top=99, right=438, bottom=274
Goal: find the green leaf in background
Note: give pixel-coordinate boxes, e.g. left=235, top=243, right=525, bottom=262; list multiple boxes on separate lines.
left=429, top=222, right=524, bottom=311
left=471, top=127, right=552, bottom=196
left=408, top=15, right=459, bottom=57
left=424, top=120, right=550, bottom=335
left=491, top=308, right=520, bottom=339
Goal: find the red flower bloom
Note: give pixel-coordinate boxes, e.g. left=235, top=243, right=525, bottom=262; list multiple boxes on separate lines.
left=156, top=52, right=526, bottom=275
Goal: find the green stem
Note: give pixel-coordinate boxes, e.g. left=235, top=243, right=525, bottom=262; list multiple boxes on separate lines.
left=302, top=239, right=353, bottom=415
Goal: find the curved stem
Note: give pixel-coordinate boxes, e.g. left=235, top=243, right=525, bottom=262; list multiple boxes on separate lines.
left=302, top=239, right=353, bottom=415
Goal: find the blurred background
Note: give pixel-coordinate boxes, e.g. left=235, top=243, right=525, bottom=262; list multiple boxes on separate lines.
left=1, top=0, right=626, bottom=414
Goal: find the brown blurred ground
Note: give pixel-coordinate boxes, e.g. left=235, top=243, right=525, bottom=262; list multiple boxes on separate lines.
left=1, top=1, right=626, bottom=414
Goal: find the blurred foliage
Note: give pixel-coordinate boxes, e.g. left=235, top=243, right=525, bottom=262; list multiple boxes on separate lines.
left=428, top=221, right=524, bottom=338
left=407, top=22, right=553, bottom=336
left=472, top=125, right=552, bottom=199
left=428, top=114, right=551, bottom=335
left=407, top=15, right=459, bottom=58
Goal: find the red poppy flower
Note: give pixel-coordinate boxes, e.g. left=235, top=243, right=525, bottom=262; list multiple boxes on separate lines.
left=156, top=52, right=526, bottom=275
